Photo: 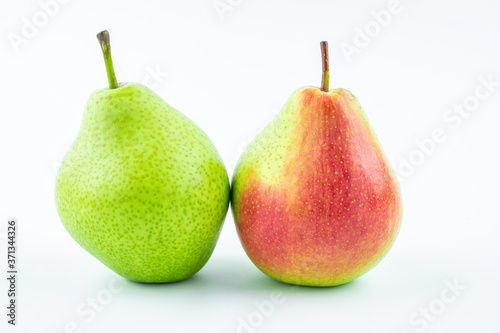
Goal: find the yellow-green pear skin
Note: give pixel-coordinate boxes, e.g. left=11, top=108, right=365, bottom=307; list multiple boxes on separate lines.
left=55, top=83, right=230, bottom=283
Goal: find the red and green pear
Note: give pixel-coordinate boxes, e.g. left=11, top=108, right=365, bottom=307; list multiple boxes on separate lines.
left=231, top=42, right=402, bottom=287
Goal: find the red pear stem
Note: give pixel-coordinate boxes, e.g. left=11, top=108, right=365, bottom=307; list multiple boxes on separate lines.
left=320, top=41, right=329, bottom=92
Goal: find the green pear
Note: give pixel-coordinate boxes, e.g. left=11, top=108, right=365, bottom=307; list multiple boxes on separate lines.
left=55, top=31, right=229, bottom=283
left=231, top=42, right=402, bottom=287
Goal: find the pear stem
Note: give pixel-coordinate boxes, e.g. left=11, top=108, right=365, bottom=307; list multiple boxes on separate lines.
left=320, top=41, right=329, bottom=92
left=96, top=30, right=119, bottom=89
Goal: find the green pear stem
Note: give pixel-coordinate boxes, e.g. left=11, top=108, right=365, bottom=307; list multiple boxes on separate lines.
left=320, top=41, right=329, bottom=92
left=96, top=30, right=119, bottom=89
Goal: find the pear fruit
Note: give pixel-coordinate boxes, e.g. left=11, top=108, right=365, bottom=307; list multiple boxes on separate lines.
left=55, top=31, right=230, bottom=283
left=231, top=42, right=402, bottom=287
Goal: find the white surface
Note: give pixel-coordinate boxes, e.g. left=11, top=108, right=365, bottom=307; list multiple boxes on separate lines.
left=1, top=0, right=499, bottom=332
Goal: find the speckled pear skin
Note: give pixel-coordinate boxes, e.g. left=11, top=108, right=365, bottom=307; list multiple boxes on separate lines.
left=55, top=83, right=230, bottom=283
left=231, top=87, right=402, bottom=287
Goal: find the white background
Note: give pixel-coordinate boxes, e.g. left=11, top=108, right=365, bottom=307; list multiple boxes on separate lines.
left=1, top=0, right=499, bottom=332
